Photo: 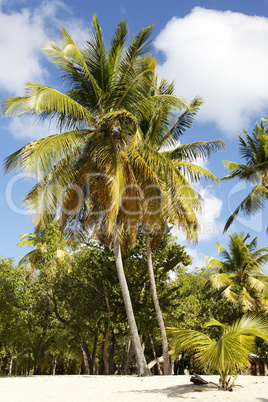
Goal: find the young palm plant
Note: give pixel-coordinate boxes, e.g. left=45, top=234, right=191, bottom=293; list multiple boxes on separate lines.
left=168, top=315, right=268, bottom=390
left=207, top=233, right=268, bottom=313
left=222, top=121, right=268, bottom=232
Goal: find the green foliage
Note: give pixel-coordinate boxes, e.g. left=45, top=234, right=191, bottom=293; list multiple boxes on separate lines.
left=168, top=267, right=213, bottom=329
left=18, top=221, right=73, bottom=281
left=0, top=229, right=194, bottom=375
left=168, top=315, right=268, bottom=388
left=207, top=232, right=268, bottom=313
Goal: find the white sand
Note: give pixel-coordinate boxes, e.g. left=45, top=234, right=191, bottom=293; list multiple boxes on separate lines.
left=0, top=374, right=267, bottom=401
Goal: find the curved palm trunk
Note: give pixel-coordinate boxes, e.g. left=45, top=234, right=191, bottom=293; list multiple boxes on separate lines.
left=111, top=226, right=151, bottom=377
left=145, top=231, right=172, bottom=375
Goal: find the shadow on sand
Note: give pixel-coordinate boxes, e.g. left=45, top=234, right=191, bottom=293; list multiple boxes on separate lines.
left=115, top=384, right=219, bottom=399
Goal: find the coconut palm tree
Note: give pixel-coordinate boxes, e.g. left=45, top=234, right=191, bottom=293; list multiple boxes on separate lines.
left=222, top=121, right=268, bottom=232
left=126, top=79, right=224, bottom=374
left=168, top=315, right=268, bottom=390
left=2, top=16, right=166, bottom=376
left=59, top=78, right=213, bottom=375
left=207, top=233, right=268, bottom=313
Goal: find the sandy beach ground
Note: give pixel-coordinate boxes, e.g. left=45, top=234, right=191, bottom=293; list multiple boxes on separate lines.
left=0, top=374, right=267, bottom=401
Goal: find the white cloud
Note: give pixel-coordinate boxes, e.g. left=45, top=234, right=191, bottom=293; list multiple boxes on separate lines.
left=0, top=7, right=47, bottom=94
left=0, top=1, right=90, bottom=139
left=0, top=1, right=90, bottom=95
left=155, top=7, right=268, bottom=134
left=7, top=116, right=59, bottom=140
left=196, top=185, right=223, bottom=241
left=185, top=247, right=205, bottom=270
left=34, top=1, right=91, bottom=47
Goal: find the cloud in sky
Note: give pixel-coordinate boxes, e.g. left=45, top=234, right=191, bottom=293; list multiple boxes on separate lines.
left=155, top=7, right=268, bottom=135
left=7, top=116, right=59, bottom=140
left=0, top=1, right=90, bottom=139
left=196, top=186, right=223, bottom=240
left=0, top=6, right=47, bottom=94
left=185, top=247, right=206, bottom=270
left=0, top=1, right=90, bottom=95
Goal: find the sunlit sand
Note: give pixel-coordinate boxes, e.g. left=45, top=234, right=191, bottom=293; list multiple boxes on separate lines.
left=0, top=375, right=267, bottom=401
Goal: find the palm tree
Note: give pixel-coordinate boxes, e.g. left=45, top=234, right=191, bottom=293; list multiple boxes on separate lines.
left=2, top=16, right=163, bottom=376
left=126, top=79, right=224, bottom=374
left=207, top=233, right=268, bottom=313
left=168, top=315, right=268, bottom=390
left=222, top=121, right=268, bottom=232
left=18, top=221, right=73, bottom=278
left=60, top=77, right=211, bottom=375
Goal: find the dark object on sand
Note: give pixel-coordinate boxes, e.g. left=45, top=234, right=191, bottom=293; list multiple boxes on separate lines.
left=190, top=373, right=218, bottom=388
left=190, top=373, right=236, bottom=391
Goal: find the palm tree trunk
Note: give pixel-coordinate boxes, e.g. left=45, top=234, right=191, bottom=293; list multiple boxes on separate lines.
left=150, top=335, right=163, bottom=375
left=8, top=353, right=14, bottom=376
left=108, top=330, right=115, bottom=374
left=103, top=292, right=111, bottom=374
left=123, top=339, right=134, bottom=375
left=111, top=226, right=151, bottom=377
left=145, top=230, right=172, bottom=375
left=102, top=324, right=110, bottom=375
left=52, top=355, right=57, bottom=375
left=76, top=332, right=91, bottom=375
left=92, top=334, right=98, bottom=374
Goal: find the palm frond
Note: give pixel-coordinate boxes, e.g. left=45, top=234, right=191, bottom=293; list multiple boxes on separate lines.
left=210, top=273, right=232, bottom=290
left=176, top=161, right=220, bottom=185
left=223, top=183, right=267, bottom=232
left=168, top=315, right=268, bottom=378
left=2, top=83, right=96, bottom=128
left=43, top=27, right=103, bottom=105
left=3, top=129, right=86, bottom=176
left=168, top=139, right=225, bottom=163
left=248, top=277, right=268, bottom=298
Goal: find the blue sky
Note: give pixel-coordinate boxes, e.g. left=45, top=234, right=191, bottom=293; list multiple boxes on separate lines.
left=0, top=0, right=268, bottom=270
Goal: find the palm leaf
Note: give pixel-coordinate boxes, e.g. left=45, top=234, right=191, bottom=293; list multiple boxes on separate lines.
left=168, top=315, right=268, bottom=380
left=223, top=183, right=267, bottom=232
left=2, top=83, right=96, bottom=128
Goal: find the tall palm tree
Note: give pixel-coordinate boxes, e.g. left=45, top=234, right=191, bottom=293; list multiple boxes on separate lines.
left=62, top=77, right=211, bottom=374
left=207, top=232, right=268, bottom=313
left=127, top=79, right=224, bottom=374
left=168, top=315, right=268, bottom=390
left=2, top=16, right=165, bottom=376
left=222, top=121, right=268, bottom=232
